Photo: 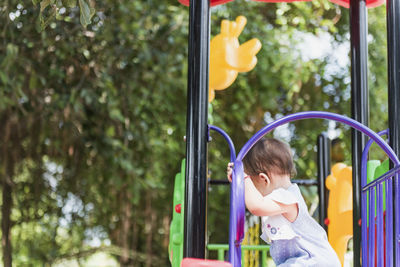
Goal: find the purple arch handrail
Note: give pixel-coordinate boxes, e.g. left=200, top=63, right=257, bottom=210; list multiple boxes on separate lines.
left=229, top=111, right=400, bottom=267
left=209, top=125, right=236, bottom=162
left=208, top=124, right=238, bottom=265
left=360, top=129, right=389, bottom=266
left=361, top=129, right=389, bottom=189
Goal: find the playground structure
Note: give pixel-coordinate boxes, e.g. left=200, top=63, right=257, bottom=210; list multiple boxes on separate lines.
left=170, top=127, right=332, bottom=266
left=169, top=126, right=390, bottom=266
left=228, top=112, right=400, bottom=267
left=177, top=0, right=400, bottom=266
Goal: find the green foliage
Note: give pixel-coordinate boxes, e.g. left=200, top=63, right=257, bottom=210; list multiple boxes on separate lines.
left=78, top=0, right=94, bottom=27
left=62, top=0, right=77, bottom=8
left=32, top=0, right=94, bottom=30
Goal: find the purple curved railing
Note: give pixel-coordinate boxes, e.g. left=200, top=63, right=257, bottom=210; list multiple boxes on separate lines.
left=361, top=129, right=389, bottom=188
left=360, top=129, right=389, bottom=266
left=360, top=129, right=400, bottom=267
left=208, top=125, right=236, bottom=162
left=228, top=111, right=400, bottom=267
left=208, top=125, right=239, bottom=264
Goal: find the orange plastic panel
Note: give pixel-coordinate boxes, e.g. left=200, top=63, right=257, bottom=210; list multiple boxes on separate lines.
left=178, top=0, right=234, bottom=7
left=181, top=258, right=233, bottom=267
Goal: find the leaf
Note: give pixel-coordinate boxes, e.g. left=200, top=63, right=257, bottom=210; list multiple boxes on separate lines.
left=62, top=0, right=77, bottom=8
left=78, top=0, right=95, bottom=28
left=0, top=72, right=8, bottom=85
left=6, top=43, right=19, bottom=56
left=39, top=5, right=57, bottom=31
left=40, top=0, right=51, bottom=12
left=106, top=126, right=115, bottom=137
left=109, top=108, right=125, bottom=122
left=17, top=87, right=28, bottom=103
left=32, top=0, right=41, bottom=5
left=29, top=73, right=38, bottom=89
left=1, top=44, right=19, bottom=69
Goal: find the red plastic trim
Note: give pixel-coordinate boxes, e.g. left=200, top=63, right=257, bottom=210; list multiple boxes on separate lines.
left=181, top=258, right=233, bottom=267
left=329, top=0, right=385, bottom=8
left=177, top=0, right=384, bottom=9
left=178, top=0, right=234, bottom=7
left=252, top=0, right=311, bottom=3
left=175, top=204, right=182, bottom=214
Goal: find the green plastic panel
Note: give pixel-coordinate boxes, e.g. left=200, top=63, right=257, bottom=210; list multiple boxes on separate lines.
left=169, top=159, right=186, bottom=267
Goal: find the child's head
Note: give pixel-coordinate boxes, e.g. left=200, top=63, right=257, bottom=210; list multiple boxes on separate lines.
left=243, top=137, right=296, bottom=186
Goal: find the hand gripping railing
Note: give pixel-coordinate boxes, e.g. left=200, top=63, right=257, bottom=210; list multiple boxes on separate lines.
left=229, top=111, right=400, bottom=267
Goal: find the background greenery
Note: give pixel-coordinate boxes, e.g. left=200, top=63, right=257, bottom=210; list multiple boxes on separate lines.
left=0, top=0, right=389, bottom=266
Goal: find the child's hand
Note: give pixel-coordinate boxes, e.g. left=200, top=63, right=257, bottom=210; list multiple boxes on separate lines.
left=227, top=162, right=234, bottom=183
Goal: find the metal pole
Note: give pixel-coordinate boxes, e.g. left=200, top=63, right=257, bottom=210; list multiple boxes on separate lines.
left=323, top=137, right=331, bottom=183
left=317, top=133, right=330, bottom=231
left=183, top=0, right=210, bottom=259
left=349, top=0, right=369, bottom=265
left=323, top=135, right=331, bottom=228
left=387, top=0, right=400, bottom=261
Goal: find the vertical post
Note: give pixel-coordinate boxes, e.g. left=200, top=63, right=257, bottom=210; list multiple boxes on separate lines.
left=387, top=0, right=400, bottom=261
left=261, top=250, right=267, bottom=267
left=323, top=136, right=331, bottom=228
left=218, top=249, right=225, bottom=261
left=317, top=134, right=330, bottom=231
left=350, top=0, right=369, bottom=265
left=183, top=0, right=210, bottom=259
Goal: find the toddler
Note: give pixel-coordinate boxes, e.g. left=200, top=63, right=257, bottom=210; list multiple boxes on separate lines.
left=227, top=137, right=340, bottom=267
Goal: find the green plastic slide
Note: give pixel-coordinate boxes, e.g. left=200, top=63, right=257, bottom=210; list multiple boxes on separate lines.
left=169, top=159, right=185, bottom=267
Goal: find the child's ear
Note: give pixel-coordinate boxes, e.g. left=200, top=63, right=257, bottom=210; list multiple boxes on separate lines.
left=259, top=173, right=271, bottom=185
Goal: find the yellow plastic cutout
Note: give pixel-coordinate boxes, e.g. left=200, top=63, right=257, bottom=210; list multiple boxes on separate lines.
left=326, top=163, right=353, bottom=267
left=209, top=16, right=262, bottom=102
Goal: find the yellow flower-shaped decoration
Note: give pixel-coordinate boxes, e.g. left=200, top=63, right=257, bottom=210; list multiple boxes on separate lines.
left=209, top=16, right=262, bottom=102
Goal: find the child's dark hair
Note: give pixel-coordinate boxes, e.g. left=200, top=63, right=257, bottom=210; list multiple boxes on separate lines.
left=243, top=137, right=296, bottom=178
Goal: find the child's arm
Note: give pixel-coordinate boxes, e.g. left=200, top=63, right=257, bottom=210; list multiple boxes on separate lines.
left=227, top=162, right=298, bottom=221
left=245, top=178, right=298, bottom=221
